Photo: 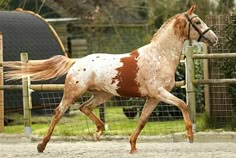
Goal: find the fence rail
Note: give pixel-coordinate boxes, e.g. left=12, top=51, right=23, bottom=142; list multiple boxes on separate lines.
left=192, top=50, right=236, bottom=85
left=192, top=53, right=236, bottom=59
left=0, top=84, right=65, bottom=91
left=0, top=82, right=185, bottom=91
left=192, top=52, right=236, bottom=88
left=193, top=79, right=236, bottom=85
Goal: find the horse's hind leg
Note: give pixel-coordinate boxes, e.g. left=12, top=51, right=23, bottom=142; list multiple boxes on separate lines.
left=37, top=97, right=74, bottom=152
left=79, top=91, right=113, bottom=141
left=37, top=76, right=86, bottom=152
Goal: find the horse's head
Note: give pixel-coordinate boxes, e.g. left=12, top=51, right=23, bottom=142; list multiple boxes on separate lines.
left=174, top=5, right=218, bottom=46
left=185, top=5, right=218, bottom=46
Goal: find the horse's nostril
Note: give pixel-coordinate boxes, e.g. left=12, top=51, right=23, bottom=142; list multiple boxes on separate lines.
left=212, top=37, right=218, bottom=46
left=214, top=37, right=218, bottom=44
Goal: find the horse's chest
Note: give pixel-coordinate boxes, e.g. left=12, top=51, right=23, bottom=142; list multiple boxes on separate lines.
left=136, top=56, right=176, bottom=95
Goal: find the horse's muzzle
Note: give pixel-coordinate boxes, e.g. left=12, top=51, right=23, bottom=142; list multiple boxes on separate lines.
left=202, top=34, right=218, bottom=46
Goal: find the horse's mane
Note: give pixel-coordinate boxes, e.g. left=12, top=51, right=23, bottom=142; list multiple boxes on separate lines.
left=151, top=14, right=180, bottom=41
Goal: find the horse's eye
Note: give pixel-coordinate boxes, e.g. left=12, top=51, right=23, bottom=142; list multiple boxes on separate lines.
left=195, top=21, right=201, bottom=25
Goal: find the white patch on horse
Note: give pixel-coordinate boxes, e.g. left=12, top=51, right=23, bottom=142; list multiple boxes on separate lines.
left=67, top=53, right=129, bottom=96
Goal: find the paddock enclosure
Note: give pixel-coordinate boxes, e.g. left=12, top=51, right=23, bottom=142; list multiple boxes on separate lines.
left=0, top=9, right=236, bottom=144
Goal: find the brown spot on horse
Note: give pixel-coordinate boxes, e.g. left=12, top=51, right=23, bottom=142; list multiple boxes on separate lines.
left=112, top=50, right=141, bottom=97
left=173, top=15, right=187, bottom=38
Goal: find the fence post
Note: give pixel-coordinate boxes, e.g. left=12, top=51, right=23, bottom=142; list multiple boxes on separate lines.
left=0, top=33, right=3, bottom=133
left=185, top=46, right=196, bottom=132
left=21, top=53, right=32, bottom=137
left=202, top=43, right=210, bottom=117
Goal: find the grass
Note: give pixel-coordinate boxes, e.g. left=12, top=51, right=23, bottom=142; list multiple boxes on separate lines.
left=4, top=106, right=207, bottom=136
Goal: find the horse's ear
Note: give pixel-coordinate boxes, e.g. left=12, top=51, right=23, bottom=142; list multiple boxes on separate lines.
left=187, top=5, right=196, bottom=15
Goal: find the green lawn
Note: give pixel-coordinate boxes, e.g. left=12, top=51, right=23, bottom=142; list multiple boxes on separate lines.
left=4, top=106, right=206, bottom=136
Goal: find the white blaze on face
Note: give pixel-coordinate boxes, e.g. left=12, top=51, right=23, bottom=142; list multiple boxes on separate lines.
left=199, top=18, right=218, bottom=44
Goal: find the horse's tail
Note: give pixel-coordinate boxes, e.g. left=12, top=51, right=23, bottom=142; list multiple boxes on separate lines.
left=4, top=55, right=77, bottom=81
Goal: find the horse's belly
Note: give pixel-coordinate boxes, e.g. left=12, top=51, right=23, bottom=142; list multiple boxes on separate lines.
left=94, top=79, right=142, bottom=97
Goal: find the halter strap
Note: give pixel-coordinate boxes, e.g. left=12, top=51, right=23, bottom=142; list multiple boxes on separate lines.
left=186, top=15, right=198, bottom=40
left=184, top=13, right=213, bottom=44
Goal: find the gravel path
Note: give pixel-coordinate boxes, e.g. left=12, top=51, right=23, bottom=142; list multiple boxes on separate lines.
left=1, top=141, right=236, bottom=158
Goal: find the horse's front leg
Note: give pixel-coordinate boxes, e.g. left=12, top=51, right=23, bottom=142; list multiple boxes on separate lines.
left=158, top=87, right=193, bottom=142
left=130, top=98, right=159, bottom=153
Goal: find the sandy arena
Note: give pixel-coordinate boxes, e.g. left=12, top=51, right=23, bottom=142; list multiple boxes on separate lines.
left=1, top=133, right=236, bottom=158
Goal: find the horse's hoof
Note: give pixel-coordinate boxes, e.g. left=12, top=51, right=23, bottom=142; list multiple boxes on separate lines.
left=185, top=133, right=194, bottom=143
left=187, top=135, right=194, bottom=143
left=37, top=143, right=45, bottom=153
left=93, top=133, right=100, bottom=141
left=189, top=137, right=194, bottom=143
left=93, top=131, right=103, bottom=141
left=130, top=147, right=137, bottom=154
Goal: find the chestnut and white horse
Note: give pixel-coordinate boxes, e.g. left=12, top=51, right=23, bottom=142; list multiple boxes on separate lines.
left=5, top=5, right=218, bottom=153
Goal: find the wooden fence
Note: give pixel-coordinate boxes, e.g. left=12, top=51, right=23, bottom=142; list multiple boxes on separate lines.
left=1, top=39, right=236, bottom=134
left=185, top=43, right=236, bottom=131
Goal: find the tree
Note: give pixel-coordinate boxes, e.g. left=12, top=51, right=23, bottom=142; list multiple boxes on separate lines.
left=0, top=0, right=10, bottom=10
left=217, top=0, right=235, bottom=14
left=45, top=0, right=148, bottom=24
left=147, top=0, right=215, bottom=28
left=0, top=0, right=60, bottom=18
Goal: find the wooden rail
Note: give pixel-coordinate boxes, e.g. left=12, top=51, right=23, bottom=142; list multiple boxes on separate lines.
left=0, top=84, right=65, bottom=91
left=192, top=52, right=236, bottom=85
left=193, top=79, right=236, bottom=85
left=193, top=53, right=236, bottom=59
left=0, top=82, right=184, bottom=91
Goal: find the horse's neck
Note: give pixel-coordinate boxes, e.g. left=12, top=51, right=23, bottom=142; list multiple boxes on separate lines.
left=148, top=21, right=185, bottom=65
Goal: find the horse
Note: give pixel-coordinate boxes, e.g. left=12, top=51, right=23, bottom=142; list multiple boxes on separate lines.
left=4, top=5, right=218, bottom=153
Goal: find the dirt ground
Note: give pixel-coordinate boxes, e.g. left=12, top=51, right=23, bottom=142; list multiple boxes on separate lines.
left=1, top=141, right=236, bottom=158
left=1, top=133, right=236, bottom=158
